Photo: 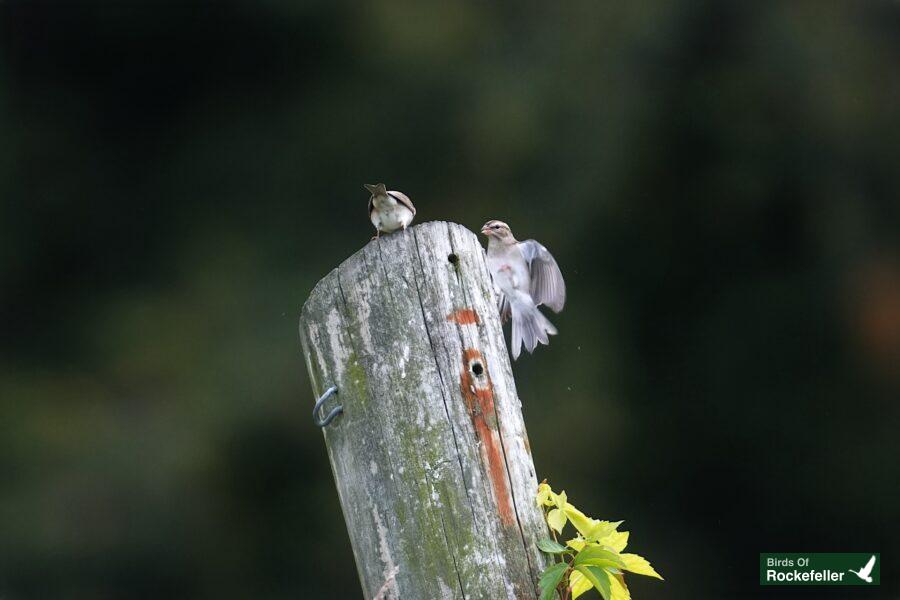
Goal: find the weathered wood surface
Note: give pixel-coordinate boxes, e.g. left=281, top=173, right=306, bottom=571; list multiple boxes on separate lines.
left=299, top=221, right=548, bottom=599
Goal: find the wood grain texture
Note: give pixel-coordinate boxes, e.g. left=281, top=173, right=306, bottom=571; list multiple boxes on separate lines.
left=299, top=221, right=549, bottom=599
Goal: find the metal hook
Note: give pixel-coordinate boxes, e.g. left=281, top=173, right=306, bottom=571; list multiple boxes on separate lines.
left=313, top=386, right=342, bottom=427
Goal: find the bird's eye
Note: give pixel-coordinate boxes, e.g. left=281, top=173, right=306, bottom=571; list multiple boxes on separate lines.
left=492, top=225, right=500, bottom=230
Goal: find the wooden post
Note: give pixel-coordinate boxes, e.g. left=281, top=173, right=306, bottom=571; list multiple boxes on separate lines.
left=299, top=221, right=548, bottom=599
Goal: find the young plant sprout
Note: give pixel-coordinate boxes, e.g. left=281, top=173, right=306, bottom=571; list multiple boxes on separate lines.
left=536, top=481, right=663, bottom=600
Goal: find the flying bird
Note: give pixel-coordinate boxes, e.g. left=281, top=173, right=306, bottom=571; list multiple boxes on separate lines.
left=848, top=555, right=877, bottom=583
left=365, top=183, right=416, bottom=238
left=481, top=220, right=566, bottom=359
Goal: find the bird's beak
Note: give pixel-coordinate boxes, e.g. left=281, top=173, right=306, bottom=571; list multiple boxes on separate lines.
left=364, top=184, right=378, bottom=194
left=480, top=226, right=491, bottom=236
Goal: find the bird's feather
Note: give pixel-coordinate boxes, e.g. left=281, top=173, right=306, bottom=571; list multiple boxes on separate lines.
left=519, top=239, right=566, bottom=312
left=387, top=191, right=416, bottom=215
left=497, top=289, right=511, bottom=323
left=368, top=191, right=417, bottom=216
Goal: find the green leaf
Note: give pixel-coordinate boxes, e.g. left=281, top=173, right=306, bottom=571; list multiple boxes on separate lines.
left=547, top=508, right=567, bottom=533
left=597, top=530, right=629, bottom=553
left=562, top=504, right=598, bottom=537
left=551, top=490, right=568, bottom=509
left=539, top=562, right=568, bottom=600
left=575, top=565, right=611, bottom=600
left=537, top=538, right=568, bottom=554
left=620, top=553, right=664, bottom=580
left=568, top=570, right=593, bottom=599
left=574, top=546, right=626, bottom=569
left=566, top=537, right=587, bottom=552
left=609, top=572, right=631, bottom=600
left=586, top=520, right=623, bottom=542
left=537, top=482, right=553, bottom=507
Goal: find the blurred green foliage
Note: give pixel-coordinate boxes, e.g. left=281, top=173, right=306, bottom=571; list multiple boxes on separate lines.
left=1, top=1, right=898, bottom=598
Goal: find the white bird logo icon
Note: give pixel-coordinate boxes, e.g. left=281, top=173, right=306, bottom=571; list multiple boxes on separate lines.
left=848, top=555, right=877, bottom=583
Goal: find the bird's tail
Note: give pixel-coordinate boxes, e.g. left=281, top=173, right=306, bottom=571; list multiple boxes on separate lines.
left=510, top=300, right=557, bottom=360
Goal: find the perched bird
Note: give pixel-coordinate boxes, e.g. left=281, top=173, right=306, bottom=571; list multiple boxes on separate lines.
left=365, top=183, right=416, bottom=238
left=481, top=220, right=566, bottom=359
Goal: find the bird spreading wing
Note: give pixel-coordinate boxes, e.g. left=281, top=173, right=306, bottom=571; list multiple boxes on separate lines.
left=519, top=239, right=566, bottom=313
left=860, top=556, right=877, bottom=578
left=367, top=191, right=416, bottom=216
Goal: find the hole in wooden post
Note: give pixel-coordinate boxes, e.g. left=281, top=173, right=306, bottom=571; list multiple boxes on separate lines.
left=471, top=361, right=484, bottom=376
left=448, top=253, right=459, bottom=265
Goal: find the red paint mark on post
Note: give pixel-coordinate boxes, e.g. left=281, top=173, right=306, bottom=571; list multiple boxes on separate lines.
left=447, top=308, right=480, bottom=325
left=459, top=348, right=514, bottom=526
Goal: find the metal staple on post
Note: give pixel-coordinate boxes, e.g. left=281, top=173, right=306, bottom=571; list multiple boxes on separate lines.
left=313, top=385, right=342, bottom=427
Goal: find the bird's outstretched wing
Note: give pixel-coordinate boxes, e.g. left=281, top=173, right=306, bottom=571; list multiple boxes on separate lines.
left=861, top=556, right=877, bottom=577
left=388, top=191, right=416, bottom=215
left=519, top=239, right=566, bottom=312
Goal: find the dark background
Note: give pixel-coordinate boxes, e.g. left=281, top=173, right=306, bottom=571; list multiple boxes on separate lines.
left=1, top=1, right=898, bottom=599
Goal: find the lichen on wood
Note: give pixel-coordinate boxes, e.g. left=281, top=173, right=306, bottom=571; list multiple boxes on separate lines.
left=300, top=221, right=548, bottom=599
